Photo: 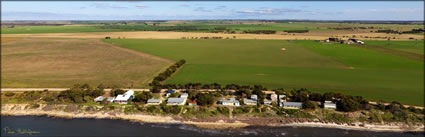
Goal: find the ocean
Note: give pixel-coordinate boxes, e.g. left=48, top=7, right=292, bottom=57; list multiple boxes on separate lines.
left=1, top=116, right=423, bottom=137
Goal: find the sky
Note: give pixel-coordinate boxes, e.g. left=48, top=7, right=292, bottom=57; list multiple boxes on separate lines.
left=1, top=1, right=424, bottom=21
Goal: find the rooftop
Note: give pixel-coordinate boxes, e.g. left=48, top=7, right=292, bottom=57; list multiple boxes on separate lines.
left=167, top=97, right=186, bottom=103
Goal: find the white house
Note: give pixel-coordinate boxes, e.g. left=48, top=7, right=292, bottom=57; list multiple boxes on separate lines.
left=221, top=98, right=240, bottom=106
left=323, top=101, right=337, bottom=109
left=94, top=96, right=104, bottom=102
left=271, top=94, right=278, bottom=101
left=244, top=98, right=257, bottom=105
left=180, top=93, right=189, bottom=98
left=280, top=102, right=303, bottom=109
left=113, top=90, right=134, bottom=104
left=167, top=97, right=187, bottom=105
left=147, top=99, right=162, bottom=105
left=251, top=94, right=258, bottom=100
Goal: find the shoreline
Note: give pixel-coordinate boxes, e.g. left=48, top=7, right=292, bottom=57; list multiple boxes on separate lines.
left=2, top=104, right=423, bottom=132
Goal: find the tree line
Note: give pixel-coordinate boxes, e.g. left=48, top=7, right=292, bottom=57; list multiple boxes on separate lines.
left=242, top=30, right=276, bottom=34
left=149, top=59, right=186, bottom=91
left=284, top=30, right=309, bottom=33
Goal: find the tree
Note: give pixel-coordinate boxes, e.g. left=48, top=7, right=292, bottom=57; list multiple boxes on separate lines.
left=133, top=92, right=153, bottom=103
left=196, top=93, right=215, bottom=106
left=302, top=100, right=316, bottom=110
left=151, top=86, right=161, bottom=93
left=169, top=92, right=180, bottom=98
left=274, top=88, right=285, bottom=95
left=292, top=92, right=309, bottom=102
left=309, top=93, right=322, bottom=101
left=252, top=85, right=265, bottom=104
left=336, top=96, right=360, bottom=112
left=110, top=88, right=125, bottom=97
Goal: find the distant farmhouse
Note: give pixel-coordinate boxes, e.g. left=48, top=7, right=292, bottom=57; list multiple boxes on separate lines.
left=324, top=38, right=365, bottom=45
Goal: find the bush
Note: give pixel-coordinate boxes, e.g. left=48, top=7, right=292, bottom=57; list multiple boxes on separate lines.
left=31, top=103, right=40, bottom=109
left=150, top=59, right=186, bottom=86
left=303, top=100, right=316, bottom=110
left=216, top=107, right=229, bottom=114
left=133, top=92, right=153, bottom=103
left=161, top=105, right=181, bottom=115
left=4, top=92, right=15, bottom=97
left=196, top=93, right=215, bottom=106
left=337, top=96, right=361, bottom=112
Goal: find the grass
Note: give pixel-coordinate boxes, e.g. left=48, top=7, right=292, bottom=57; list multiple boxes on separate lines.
left=1, top=38, right=171, bottom=88
left=363, top=40, right=424, bottom=55
left=105, top=39, right=424, bottom=106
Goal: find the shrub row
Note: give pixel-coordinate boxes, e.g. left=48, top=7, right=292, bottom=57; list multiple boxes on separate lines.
left=150, top=59, right=186, bottom=87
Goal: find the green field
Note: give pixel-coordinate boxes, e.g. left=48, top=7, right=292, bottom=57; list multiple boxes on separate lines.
left=364, top=40, right=424, bottom=55
left=105, top=39, right=424, bottom=106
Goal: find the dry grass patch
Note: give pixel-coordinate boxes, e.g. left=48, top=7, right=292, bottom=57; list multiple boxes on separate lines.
left=1, top=38, right=172, bottom=88
left=1, top=37, right=21, bottom=44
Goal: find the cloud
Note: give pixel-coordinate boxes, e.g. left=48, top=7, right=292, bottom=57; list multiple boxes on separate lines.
left=236, top=7, right=303, bottom=15
left=194, top=7, right=212, bottom=12
left=91, top=3, right=128, bottom=9
left=136, top=4, right=149, bottom=9
left=80, top=7, right=87, bottom=9
left=215, top=5, right=227, bottom=10
left=179, top=4, right=190, bottom=7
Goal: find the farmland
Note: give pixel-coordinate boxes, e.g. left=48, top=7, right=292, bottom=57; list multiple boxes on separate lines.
left=1, top=20, right=424, bottom=105
left=2, top=21, right=424, bottom=35
left=105, top=39, right=424, bottom=105
left=1, top=38, right=172, bottom=88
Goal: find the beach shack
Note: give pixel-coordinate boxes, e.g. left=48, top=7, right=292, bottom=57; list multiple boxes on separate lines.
left=251, top=94, right=258, bottom=100
left=188, top=100, right=197, bottom=106
left=180, top=93, right=189, bottom=98
left=323, top=101, right=337, bottom=109
left=244, top=98, right=257, bottom=105
left=113, top=90, right=134, bottom=104
left=221, top=98, right=240, bottom=106
left=167, top=97, right=187, bottom=105
left=147, top=99, right=162, bottom=105
left=280, top=102, right=303, bottom=109
left=271, top=94, right=278, bottom=101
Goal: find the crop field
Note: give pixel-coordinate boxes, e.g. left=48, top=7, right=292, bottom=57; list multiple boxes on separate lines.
left=1, top=38, right=172, bottom=88
left=106, top=39, right=424, bottom=105
left=1, top=25, right=121, bottom=34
